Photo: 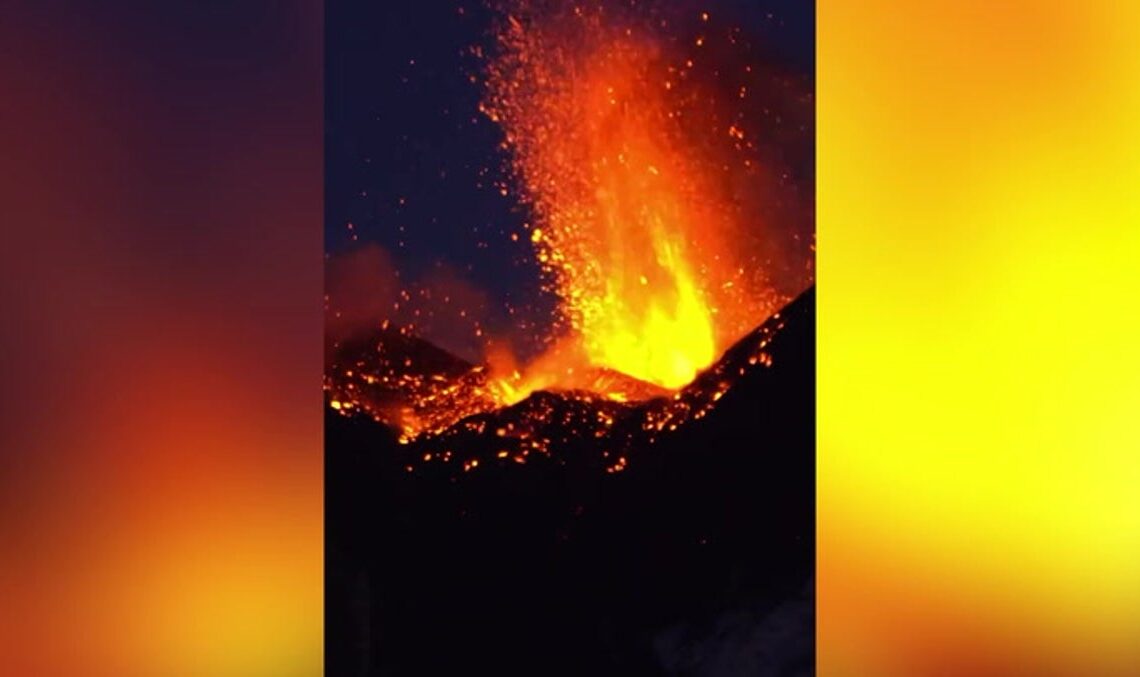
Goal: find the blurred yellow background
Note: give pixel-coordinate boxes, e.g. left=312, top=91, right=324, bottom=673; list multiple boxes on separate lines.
left=820, top=1, right=1140, bottom=674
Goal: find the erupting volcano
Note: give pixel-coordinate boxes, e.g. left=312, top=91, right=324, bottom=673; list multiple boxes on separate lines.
left=326, top=1, right=814, bottom=673
left=325, top=2, right=812, bottom=460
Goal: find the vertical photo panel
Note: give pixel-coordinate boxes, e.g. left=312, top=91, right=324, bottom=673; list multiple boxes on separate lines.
left=325, top=1, right=814, bottom=674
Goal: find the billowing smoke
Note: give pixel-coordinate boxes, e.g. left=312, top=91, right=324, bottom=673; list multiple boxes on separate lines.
left=326, top=244, right=506, bottom=365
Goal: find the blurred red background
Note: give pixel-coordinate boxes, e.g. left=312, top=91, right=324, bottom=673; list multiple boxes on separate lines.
left=0, top=3, right=323, bottom=674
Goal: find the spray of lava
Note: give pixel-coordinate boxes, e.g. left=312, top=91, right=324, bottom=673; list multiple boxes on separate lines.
left=327, top=1, right=810, bottom=443
left=480, top=1, right=780, bottom=399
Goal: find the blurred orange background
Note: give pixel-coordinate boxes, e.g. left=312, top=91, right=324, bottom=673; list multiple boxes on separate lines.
left=820, top=1, right=1140, bottom=675
left=0, top=3, right=322, bottom=675
left=2, top=1, right=1138, bottom=675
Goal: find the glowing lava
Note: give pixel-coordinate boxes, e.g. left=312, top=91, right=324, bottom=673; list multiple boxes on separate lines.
left=483, top=5, right=743, bottom=390
left=326, top=2, right=811, bottom=448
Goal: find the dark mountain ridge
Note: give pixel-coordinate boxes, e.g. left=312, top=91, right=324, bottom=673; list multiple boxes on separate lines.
left=327, top=286, right=815, bottom=676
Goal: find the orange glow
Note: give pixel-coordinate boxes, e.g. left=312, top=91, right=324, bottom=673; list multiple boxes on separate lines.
left=325, top=2, right=810, bottom=453
left=819, top=1, right=1140, bottom=674
left=482, top=4, right=757, bottom=391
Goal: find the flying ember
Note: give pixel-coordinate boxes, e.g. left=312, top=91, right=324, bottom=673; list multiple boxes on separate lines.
left=327, top=1, right=803, bottom=447
left=481, top=1, right=775, bottom=392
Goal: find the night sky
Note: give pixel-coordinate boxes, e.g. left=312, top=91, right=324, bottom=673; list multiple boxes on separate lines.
left=325, top=0, right=814, bottom=358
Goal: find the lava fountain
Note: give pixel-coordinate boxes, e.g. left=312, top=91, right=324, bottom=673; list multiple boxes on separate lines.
left=481, top=3, right=766, bottom=392
left=327, top=1, right=808, bottom=442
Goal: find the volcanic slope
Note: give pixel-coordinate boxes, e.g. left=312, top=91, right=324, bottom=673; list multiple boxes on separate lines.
left=326, top=286, right=814, bottom=676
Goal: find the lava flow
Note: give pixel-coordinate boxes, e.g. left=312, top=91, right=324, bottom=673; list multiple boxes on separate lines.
left=325, top=2, right=811, bottom=458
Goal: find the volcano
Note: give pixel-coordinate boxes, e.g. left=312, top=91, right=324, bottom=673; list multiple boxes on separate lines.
left=326, top=287, right=814, bottom=676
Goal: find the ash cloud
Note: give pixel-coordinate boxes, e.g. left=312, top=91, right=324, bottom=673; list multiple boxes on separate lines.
left=325, top=244, right=401, bottom=344
left=325, top=244, right=508, bottom=365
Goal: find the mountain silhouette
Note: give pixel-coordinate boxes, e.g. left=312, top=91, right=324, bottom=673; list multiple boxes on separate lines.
left=326, top=286, right=815, bottom=676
